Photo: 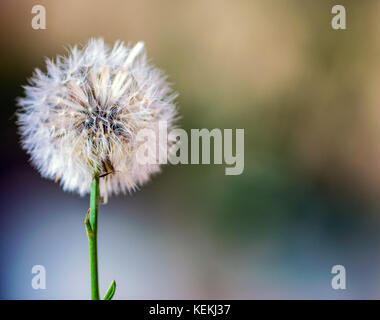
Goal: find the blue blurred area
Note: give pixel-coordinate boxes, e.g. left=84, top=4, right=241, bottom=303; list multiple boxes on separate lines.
left=2, top=164, right=380, bottom=299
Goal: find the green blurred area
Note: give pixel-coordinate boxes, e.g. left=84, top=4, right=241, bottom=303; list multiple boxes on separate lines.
left=2, top=0, right=380, bottom=232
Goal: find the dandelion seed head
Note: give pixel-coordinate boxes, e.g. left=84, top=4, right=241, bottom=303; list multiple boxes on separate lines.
left=17, top=38, right=178, bottom=196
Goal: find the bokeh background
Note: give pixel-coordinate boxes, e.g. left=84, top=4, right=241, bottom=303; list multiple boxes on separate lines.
left=1, top=0, right=380, bottom=299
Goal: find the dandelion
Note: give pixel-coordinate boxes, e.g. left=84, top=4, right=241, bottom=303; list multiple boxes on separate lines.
left=17, top=38, right=177, bottom=197
left=16, top=38, right=178, bottom=299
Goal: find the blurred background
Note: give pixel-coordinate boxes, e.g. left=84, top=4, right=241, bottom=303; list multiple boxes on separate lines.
left=1, top=0, right=380, bottom=299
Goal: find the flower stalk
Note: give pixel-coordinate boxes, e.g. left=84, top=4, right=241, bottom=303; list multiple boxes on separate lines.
left=85, top=171, right=100, bottom=300
left=85, top=171, right=117, bottom=300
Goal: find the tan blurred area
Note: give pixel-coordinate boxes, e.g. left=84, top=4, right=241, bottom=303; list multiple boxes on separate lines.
left=1, top=0, right=307, bottom=99
left=2, top=0, right=380, bottom=204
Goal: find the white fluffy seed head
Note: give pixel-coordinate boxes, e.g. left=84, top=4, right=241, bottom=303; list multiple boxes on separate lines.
left=17, top=38, right=178, bottom=197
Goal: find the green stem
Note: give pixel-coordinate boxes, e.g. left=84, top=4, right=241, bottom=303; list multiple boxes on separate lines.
left=85, top=172, right=100, bottom=300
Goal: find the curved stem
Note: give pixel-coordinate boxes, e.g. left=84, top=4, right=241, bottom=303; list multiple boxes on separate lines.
left=85, top=172, right=100, bottom=300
